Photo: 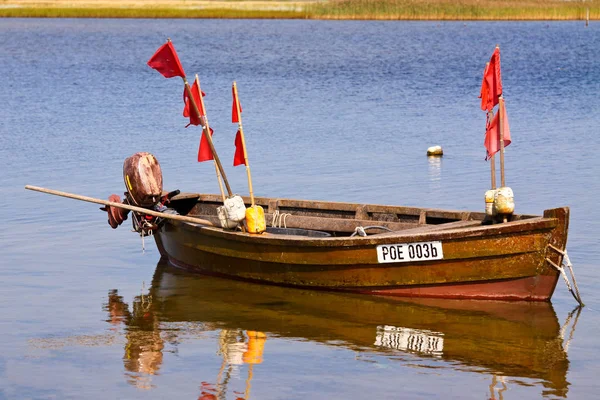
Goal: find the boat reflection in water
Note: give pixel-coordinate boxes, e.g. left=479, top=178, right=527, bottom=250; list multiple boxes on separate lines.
left=105, top=258, right=580, bottom=398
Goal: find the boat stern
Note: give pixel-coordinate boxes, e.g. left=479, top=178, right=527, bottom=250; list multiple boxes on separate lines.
left=541, top=207, right=570, bottom=298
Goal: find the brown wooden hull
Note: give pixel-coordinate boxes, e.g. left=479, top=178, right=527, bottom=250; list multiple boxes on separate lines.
left=359, top=275, right=558, bottom=300
left=154, top=195, right=569, bottom=301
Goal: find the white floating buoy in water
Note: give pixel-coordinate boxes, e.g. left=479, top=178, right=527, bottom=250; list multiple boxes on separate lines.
left=427, top=145, right=443, bottom=156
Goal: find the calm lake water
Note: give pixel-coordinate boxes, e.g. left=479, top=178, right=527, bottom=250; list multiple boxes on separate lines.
left=1, top=18, right=599, bottom=399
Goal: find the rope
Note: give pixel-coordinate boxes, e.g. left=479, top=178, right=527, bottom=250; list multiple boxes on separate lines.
left=271, top=210, right=292, bottom=228
left=282, top=213, right=290, bottom=228
left=130, top=210, right=160, bottom=253
left=559, top=305, right=583, bottom=353
left=546, top=245, right=584, bottom=306
left=271, top=210, right=279, bottom=227
left=350, top=226, right=394, bottom=237
left=354, top=226, right=367, bottom=237
left=563, top=252, right=584, bottom=307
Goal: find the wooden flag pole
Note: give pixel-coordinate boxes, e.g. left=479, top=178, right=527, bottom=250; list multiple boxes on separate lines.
left=481, top=61, right=496, bottom=190
left=490, top=157, right=497, bottom=190
left=488, top=110, right=497, bottom=189
left=151, top=40, right=231, bottom=197
left=498, top=96, right=506, bottom=187
left=244, top=364, right=254, bottom=400
left=493, top=45, right=506, bottom=188
left=194, top=75, right=227, bottom=203
left=183, top=77, right=233, bottom=197
left=233, top=81, right=256, bottom=207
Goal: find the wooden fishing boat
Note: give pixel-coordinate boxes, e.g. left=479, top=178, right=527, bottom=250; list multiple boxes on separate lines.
left=26, top=170, right=580, bottom=304
left=152, top=191, right=571, bottom=301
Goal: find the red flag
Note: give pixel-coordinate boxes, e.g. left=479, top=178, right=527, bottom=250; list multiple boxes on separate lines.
left=233, top=130, right=246, bottom=166
left=484, top=105, right=511, bottom=160
left=197, top=127, right=214, bottom=162
left=479, top=63, right=493, bottom=111
left=479, top=47, right=503, bottom=111
left=183, top=81, right=206, bottom=126
left=232, top=86, right=242, bottom=123
left=147, top=41, right=185, bottom=79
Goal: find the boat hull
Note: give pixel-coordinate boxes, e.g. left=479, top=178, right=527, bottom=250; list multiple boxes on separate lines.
left=153, top=206, right=569, bottom=301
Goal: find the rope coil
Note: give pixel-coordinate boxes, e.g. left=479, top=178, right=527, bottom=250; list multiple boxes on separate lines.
left=271, top=210, right=291, bottom=228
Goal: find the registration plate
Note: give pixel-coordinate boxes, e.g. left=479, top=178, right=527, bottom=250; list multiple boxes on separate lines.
left=376, top=241, right=443, bottom=263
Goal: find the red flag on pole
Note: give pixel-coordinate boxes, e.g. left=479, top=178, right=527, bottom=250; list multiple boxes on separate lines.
left=183, top=81, right=206, bottom=126
left=147, top=41, right=185, bottom=79
left=198, top=127, right=214, bottom=162
left=479, top=47, right=503, bottom=111
left=233, top=130, right=246, bottom=166
left=232, top=86, right=242, bottom=123
left=479, top=63, right=493, bottom=111
left=484, top=105, right=511, bottom=160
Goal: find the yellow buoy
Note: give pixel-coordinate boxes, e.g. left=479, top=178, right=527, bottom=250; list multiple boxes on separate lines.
left=246, top=205, right=266, bottom=234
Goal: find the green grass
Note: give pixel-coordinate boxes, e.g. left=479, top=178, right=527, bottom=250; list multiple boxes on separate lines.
left=0, top=0, right=598, bottom=20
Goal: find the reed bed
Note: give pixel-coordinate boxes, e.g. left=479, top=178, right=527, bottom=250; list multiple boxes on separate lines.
left=0, top=0, right=597, bottom=20
left=0, top=7, right=306, bottom=19
left=309, top=0, right=600, bottom=20
left=0, top=1, right=309, bottom=18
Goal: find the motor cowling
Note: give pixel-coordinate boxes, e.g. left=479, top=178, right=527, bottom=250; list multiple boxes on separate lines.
left=123, top=152, right=163, bottom=207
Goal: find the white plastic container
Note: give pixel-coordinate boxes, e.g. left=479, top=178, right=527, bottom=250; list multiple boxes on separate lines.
left=494, top=187, right=515, bottom=215
left=217, top=195, right=247, bottom=229
left=485, top=189, right=497, bottom=216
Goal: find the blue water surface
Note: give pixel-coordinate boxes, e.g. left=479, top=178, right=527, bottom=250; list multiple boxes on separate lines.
left=0, top=18, right=599, bottom=399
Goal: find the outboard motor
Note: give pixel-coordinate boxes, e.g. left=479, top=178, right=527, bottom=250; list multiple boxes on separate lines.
left=123, top=152, right=163, bottom=208
left=102, top=153, right=179, bottom=247
left=122, top=152, right=168, bottom=237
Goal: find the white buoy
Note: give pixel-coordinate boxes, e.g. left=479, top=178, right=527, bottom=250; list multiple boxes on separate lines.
left=485, top=189, right=497, bottom=216
left=217, top=195, right=246, bottom=229
left=494, top=187, right=515, bottom=215
left=427, top=145, right=443, bottom=156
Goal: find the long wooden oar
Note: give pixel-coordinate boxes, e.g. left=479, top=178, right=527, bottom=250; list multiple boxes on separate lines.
left=25, top=185, right=215, bottom=227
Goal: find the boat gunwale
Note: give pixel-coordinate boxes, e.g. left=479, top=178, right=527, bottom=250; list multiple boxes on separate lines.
left=177, top=192, right=540, bottom=220
left=165, top=214, right=559, bottom=248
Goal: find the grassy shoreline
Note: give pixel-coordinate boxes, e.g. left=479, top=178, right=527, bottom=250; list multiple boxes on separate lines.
left=0, top=0, right=598, bottom=20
